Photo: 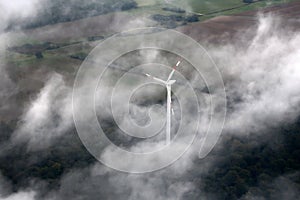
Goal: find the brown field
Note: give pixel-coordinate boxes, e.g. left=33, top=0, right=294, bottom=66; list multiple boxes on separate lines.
left=178, top=1, right=300, bottom=43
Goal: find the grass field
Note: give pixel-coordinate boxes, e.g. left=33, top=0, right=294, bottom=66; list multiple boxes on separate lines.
left=172, top=0, right=242, bottom=14
left=136, top=0, right=300, bottom=15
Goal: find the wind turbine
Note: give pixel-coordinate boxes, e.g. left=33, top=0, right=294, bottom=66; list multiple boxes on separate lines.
left=145, top=60, right=181, bottom=145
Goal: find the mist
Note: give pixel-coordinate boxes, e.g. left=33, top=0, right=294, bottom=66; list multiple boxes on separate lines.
left=39, top=13, right=300, bottom=200
left=0, top=1, right=299, bottom=200
left=0, top=0, right=41, bottom=31
left=12, top=73, right=72, bottom=151
left=212, top=14, right=300, bottom=135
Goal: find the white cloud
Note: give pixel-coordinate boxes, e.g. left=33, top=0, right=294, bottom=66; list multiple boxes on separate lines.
left=60, top=14, right=300, bottom=200
left=13, top=73, right=73, bottom=151
left=0, top=191, right=36, bottom=200
left=209, top=14, right=300, bottom=135
left=0, top=0, right=41, bottom=31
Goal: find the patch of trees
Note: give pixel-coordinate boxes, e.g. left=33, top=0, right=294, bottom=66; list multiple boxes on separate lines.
left=120, top=1, right=138, bottom=10
left=35, top=52, right=44, bottom=59
left=13, top=0, right=137, bottom=30
left=0, top=123, right=12, bottom=144
left=243, top=0, right=260, bottom=3
left=0, top=127, right=96, bottom=190
left=70, top=52, right=88, bottom=61
left=152, top=14, right=184, bottom=22
left=195, top=119, right=300, bottom=199
left=151, top=14, right=199, bottom=28
left=8, top=42, right=60, bottom=56
left=0, top=114, right=299, bottom=197
left=162, top=7, right=186, bottom=14
left=87, top=36, right=105, bottom=42
left=0, top=118, right=144, bottom=190
left=185, top=15, right=200, bottom=23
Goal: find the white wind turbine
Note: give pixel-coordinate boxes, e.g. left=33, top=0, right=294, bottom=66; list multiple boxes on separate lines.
left=145, top=60, right=181, bottom=145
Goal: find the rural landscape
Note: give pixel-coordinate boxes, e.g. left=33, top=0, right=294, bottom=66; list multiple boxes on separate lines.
left=0, top=0, right=300, bottom=200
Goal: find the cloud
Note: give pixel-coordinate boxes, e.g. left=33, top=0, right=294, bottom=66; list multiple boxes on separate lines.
left=0, top=191, right=36, bottom=200
left=207, top=14, right=300, bottom=135
left=0, top=0, right=41, bottom=31
left=0, top=3, right=299, bottom=199
left=47, top=162, right=196, bottom=200
left=0, top=172, right=36, bottom=200
left=12, top=73, right=73, bottom=151
left=51, top=13, right=300, bottom=200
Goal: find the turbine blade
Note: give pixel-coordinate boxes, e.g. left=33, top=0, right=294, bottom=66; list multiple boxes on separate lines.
left=153, top=77, right=167, bottom=84
left=167, top=60, right=181, bottom=82
left=171, top=108, right=174, bottom=116
left=167, top=70, right=175, bottom=82
left=145, top=73, right=167, bottom=84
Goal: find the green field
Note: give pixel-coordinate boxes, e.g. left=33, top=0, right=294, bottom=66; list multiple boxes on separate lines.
left=172, top=0, right=242, bottom=14
left=136, top=0, right=300, bottom=16
left=135, top=0, right=238, bottom=15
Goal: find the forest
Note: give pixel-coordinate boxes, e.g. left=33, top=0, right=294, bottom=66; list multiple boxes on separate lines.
left=0, top=117, right=299, bottom=199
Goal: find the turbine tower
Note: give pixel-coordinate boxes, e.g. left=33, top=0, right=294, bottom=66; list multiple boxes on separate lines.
left=145, top=60, right=181, bottom=145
